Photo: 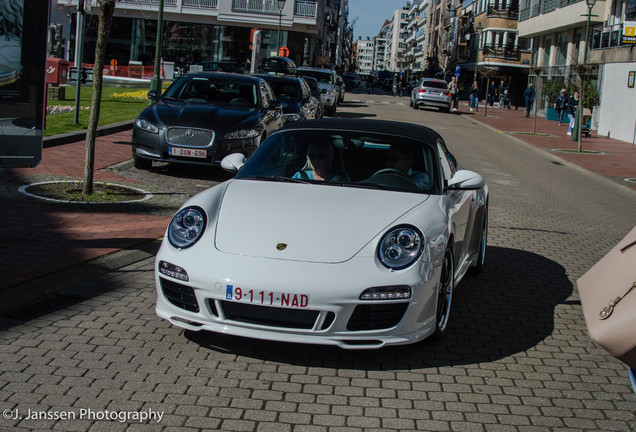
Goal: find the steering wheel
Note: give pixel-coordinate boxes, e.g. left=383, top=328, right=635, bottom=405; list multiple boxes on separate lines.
left=372, top=168, right=414, bottom=181
left=229, top=98, right=250, bottom=106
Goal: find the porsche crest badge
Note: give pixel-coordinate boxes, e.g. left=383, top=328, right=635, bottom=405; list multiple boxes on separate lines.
left=276, top=243, right=287, bottom=251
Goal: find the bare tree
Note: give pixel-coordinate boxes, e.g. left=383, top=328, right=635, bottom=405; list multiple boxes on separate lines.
left=83, top=0, right=116, bottom=197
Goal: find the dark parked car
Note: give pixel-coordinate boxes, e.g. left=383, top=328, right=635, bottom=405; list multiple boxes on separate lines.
left=255, top=74, right=321, bottom=124
left=196, top=61, right=243, bottom=74
left=297, top=67, right=339, bottom=116
left=256, top=56, right=297, bottom=75
left=131, top=73, right=284, bottom=169
left=302, top=76, right=324, bottom=118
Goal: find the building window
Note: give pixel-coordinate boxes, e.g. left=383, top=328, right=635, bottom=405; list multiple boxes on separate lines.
left=555, top=31, right=568, bottom=66
left=543, top=36, right=552, bottom=66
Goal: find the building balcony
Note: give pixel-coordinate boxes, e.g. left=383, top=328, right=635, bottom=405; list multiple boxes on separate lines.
left=182, top=0, right=217, bottom=7
left=482, top=44, right=521, bottom=60
left=592, top=23, right=634, bottom=49
left=518, top=0, right=605, bottom=37
left=487, top=5, right=519, bottom=19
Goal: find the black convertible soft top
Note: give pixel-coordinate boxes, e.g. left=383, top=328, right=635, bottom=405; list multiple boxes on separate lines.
left=280, top=118, right=443, bottom=146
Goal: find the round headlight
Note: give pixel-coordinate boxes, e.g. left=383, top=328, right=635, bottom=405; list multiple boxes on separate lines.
left=378, top=226, right=423, bottom=269
left=168, top=206, right=207, bottom=249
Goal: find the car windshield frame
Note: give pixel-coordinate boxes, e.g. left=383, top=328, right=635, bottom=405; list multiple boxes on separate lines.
left=298, top=70, right=334, bottom=85
left=161, top=76, right=259, bottom=107
left=235, top=129, right=441, bottom=195
left=420, top=80, right=449, bottom=90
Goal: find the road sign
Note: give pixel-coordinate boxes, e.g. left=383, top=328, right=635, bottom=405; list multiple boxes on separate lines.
left=455, top=66, right=461, bottom=77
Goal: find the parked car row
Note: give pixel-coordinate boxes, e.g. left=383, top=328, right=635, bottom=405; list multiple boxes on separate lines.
left=132, top=56, right=346, bottom=170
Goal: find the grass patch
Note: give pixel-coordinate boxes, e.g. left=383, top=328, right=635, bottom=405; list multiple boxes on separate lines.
left=44, top=85, right=152, bottom=137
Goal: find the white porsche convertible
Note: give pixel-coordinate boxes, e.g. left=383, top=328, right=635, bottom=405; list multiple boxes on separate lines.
left=155, top=119, right=488, bottom=349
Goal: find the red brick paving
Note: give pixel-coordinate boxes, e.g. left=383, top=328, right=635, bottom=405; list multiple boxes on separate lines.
left=467, top=105, right=636, bottom=188
left=0, top=131, right=169, bottom=289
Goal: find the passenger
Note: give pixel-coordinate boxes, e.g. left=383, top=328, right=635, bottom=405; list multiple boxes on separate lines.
left=386, top=144, right=429, bottom=189
left=293, top=141, right=345, bottom=182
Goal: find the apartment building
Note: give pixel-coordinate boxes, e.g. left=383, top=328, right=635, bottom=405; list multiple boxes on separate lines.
left=385, top=6, right=410, bottom=71
left=373, top=21, right=390, bottom=71
left=404, top=0, right=430, bottom=74
left=54, top=0, right=349, bottom=71
left=356, top=37, right=375, bottom=75
left=518, top=0, right=636, bottom=143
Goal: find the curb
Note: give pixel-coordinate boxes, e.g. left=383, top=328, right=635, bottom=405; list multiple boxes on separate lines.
left=43, top=120, right=134, bottom=148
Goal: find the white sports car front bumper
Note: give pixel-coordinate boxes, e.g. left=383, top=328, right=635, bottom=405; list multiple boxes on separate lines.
left=155, top=248, right=444, bottom=350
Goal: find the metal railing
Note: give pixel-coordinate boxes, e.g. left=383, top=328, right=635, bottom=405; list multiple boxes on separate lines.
left=294, top=0, right=317, bottom=17
left=592, top=23, right=631, bottom=49
left=482, top=44, right=521, bottom=60
left=487, top=5, right=519, bottom=18
left=182, top=0, right=218, bottom=7
left=232, top=0, right=279, bottom=14
left=118, top=0, right=177, bottom=5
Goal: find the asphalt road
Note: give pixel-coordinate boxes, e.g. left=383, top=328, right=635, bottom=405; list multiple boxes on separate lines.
left=1, top=92, right=635, bottom=432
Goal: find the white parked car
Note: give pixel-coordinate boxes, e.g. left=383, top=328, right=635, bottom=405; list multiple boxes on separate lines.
left=155, top=119, right=489, bottom=349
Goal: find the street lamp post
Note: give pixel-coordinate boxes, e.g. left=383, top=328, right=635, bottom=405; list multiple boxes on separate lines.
left=150, top=0, right=165, bottom=95
left=576, top=0, right=596, bottom=152
left=276, top=0, right=286, bottom=56
left=473, top=23, right=483, bottom=83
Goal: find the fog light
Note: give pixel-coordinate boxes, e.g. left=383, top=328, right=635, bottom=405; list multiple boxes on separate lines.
left=360, top=286, right=411, bottom=300
left=159, top=260, right=189, bottom=281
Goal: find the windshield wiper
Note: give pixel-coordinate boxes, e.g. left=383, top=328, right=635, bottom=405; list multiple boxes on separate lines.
left=241, top=176, right=310, bottom=184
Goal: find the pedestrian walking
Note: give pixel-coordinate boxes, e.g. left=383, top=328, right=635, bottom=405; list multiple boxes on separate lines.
left=554, top=88, right=568, bottom=126
left=524, top=83, right=536, bottom=117
left=488, top=81, right=497, bottom=108
left=469, top=81, right=479, bottom=112
left=567, top=91, right=579, bottom=136
left=366, top=75, right=374, bottom=94
left=498, top=80, right=508, bottom=108
left=449, top=76, right=459, bottom=111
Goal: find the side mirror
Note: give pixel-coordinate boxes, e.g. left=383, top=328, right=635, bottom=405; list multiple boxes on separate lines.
left=147, top=90, right=159, bottom=101
left=220, top=153, right=246, bottom=173
left=447, top=170, right=485, bottom=190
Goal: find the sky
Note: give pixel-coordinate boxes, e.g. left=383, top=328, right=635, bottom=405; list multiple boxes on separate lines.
left=348, top=0, right=408, bottom=40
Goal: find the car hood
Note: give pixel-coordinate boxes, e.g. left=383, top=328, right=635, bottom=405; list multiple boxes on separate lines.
left=214, top=180, right=429, bottom=263
left=149, top=102, right=259, bottom=131
left=318, top=83, right=336, bottom=92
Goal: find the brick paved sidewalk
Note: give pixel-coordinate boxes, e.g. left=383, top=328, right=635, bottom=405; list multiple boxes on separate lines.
left=0, top=131, right=171, bottom=292
left=462, top=103, right=636, bottom=190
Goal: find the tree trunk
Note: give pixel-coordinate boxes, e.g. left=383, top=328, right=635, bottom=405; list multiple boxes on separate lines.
left=82, top=0, right=116, bottom=197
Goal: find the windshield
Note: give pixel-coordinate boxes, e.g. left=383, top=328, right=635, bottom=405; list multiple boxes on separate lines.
left=162, top=77, right=258, bottom=107
left=299, top=70, right=334, bottom=85
left=420, top=80, right=449, bottom=90
left=266, top=80, right=301, bottom=101
left=235, top=129, right=440, bottom=194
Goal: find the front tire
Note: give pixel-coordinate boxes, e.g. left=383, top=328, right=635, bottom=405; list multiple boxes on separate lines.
left=133, top=156, right=152, bottom=170
left=432, top=248, right=454, bottom=340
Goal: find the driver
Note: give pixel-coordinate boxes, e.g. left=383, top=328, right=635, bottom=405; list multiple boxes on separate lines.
left=386, top=144, right=430, bottom=189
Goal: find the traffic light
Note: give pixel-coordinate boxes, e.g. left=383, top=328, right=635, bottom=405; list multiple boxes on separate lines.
left=278, top=46, right=289, bottom=57
left=80, top=67, right=87, bottom=84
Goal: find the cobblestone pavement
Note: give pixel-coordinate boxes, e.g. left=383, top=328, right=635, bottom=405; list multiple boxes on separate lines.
left=0, top=93, right=635, bottom=431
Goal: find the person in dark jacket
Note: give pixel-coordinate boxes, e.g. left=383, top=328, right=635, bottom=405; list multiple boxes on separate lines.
left=554, top=88, right=568, bottom=125
left=524, top=83, right=536, bottom=117
left=498, top=80, right=508, bottom=108
left=469, top=81, right=479, bottom=112
left=488, top=81, right=497, bottom=107
left=567, top=91, right=579, bottom=135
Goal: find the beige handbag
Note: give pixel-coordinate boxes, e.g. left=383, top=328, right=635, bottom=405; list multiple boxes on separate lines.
left=577, top=225, right=636, bottom=368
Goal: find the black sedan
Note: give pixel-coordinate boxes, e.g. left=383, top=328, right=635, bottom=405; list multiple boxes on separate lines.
left=254, top=74, right=321, bottom=124
left=131, top=73, right=284, bottom=169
